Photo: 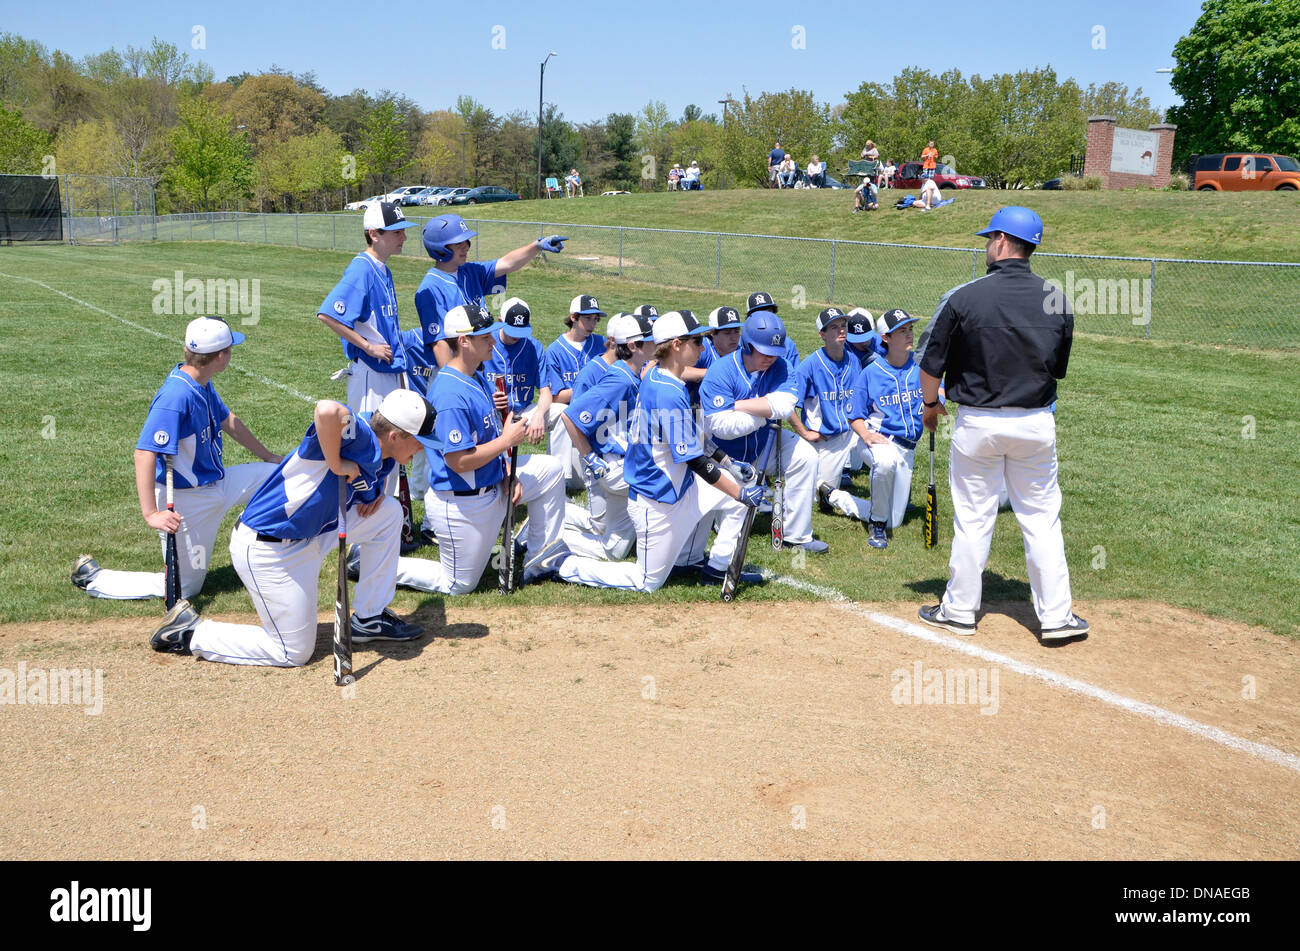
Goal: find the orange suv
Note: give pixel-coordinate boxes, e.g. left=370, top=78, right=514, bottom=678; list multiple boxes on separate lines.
left=1194, top=153, right=1300, bottom=191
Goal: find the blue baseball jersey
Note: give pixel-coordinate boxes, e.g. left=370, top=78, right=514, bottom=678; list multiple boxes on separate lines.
left=413, top=261, right=501, bottom=347
left=239, top=405, right=391, bottom=539
left=850, top=354, right=927, bottom=444
left=686, top=340, right=719, bottom=405
left=136, top=365, right=230, bottom=489
left=624, top=367, right=706, bottom=505
left=699, top=349, right=797, bottom=464
left=422, top=366, right=504, bottom=491
left=319, top=253, right=407, bottom=375
left=542, top=334, right=606, bottom=396
left=402, top=328, right=437, bottom=397
left=483, top=327, right=544, bottom=413
left=565, top=360, right=642, bottom=456
left=848, top=336, right=887, bottom=370
left=572, top=354, right=614, bottom=399
left=794, top=347, right=857, bottom=437
left=781, top=337, right=801, bottom=373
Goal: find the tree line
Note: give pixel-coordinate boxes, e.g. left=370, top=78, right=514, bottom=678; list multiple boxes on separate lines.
left=1, top=3, right=1293, bottom=211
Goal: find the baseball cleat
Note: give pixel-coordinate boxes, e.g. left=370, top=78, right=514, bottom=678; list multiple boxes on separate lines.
left=70, top=554, right=101, bottom=590
left=867, top=521, right=888, bottom=549
left=346, top=544, right=360, bottom=582
left=795, top=538, right=830, bottom=554
left=917, top=604, right=976, bottom=636
left=669, top=559, right=708, bottom=579
left=151, top=598, right=199, bottom=653
left=350, top=611, right=423, bottom=643
left=419, top=528, right=439, bottom=548
left=521, top=546, right=570, bottom=585
left=1040, top=614, right=1089, bottom=641
left=700, top=564, right=762, bottom=586
left=817, top=481, right=836, bottom=515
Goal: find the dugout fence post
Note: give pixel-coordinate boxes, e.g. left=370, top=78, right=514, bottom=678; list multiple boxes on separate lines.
left=829, top=239, right=837, bottom=303
left=971, top=250, right=978, bottom=281
left=715, top=234, right=722, bottom=289
left=211, top=215, right=216, bottom=240
left=618, top=227, right=623, bottom=277
left=110, top=179, right=118, bottom=244
left=263, top=214, right=267, bottom=242
left=235, top=214, right=239, bottom=242
left=66, top=176, right=76, bottom=244
left=332, top=215, right=336, bottom=250
left=1146, top=259, right=1155, bottom=340
left=295, top=213, right=300, bottom=246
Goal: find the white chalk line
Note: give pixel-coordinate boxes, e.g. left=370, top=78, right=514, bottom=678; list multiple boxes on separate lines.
left=768, top=572, right=1300, bottom=776
left=0, top=270, right=318, bottom=406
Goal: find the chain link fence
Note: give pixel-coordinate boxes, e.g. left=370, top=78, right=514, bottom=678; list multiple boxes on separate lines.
left=71, top=211, right=1300, bottom=348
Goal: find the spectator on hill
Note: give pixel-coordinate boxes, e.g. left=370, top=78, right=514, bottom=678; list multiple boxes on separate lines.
left=682, top=160, right=702, bottom=190
left=916, top=177, right=943, bottom=210
left=778, top=156, right=798, bottom=188
left=884, top=160, right=897, bottom=188
left=806, top=155, right=825, bottom=188
left=565, top=168, right=583, bottom=197
left=769, top=141, right=786, bottom=187
left=860, top=140, right=880, bottom=162
left=922, top=142, right=939, bottom=180
left=668, top=163, right=682, bottom=190
left=854, top=176, right=878, bottom=212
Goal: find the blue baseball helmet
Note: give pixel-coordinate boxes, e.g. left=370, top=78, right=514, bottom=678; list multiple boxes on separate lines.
left=422, top=214, right=478, bottom=262
left=742, top=312, right=787, bottom=357
left=976, top=206, right=1043, bottom=246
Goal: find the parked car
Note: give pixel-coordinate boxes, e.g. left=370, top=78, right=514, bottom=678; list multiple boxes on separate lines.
left=1040, top=178, right=1064, bottom=190
left=892, top=162, right=986, bottom=189
left=406, top=186, right=442, bottom=205
left=1193, top=154, right=1300, bottom=191
left=431, top=188, right=472, bottom=206
left=391, top=185, right=430, bottom=205
left=417, top=186, right=454, bottom=204
left=345, top=194, right=383, bottom=210
left=448, top=186, right=522, bottom=205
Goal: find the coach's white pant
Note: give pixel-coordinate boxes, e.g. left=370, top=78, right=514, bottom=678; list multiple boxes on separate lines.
left=81, top=462, right=276, bottom=601
left=396, top=454, right=566, bottom=594
left=562, top=454, right=635, bottom=560
left=813, top=431, right=872, bottom=522
left=558, top=477, right=746, bottom=591
left=188, top=497, right=403, bottom=667
left=940, top=406, right=1074, bottom=628
left=862, top=439, right=917, bottom=528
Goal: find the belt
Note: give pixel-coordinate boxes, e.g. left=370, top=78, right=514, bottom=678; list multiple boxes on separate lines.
left=888, top=434, right=918, bottom=451
left=240, top=522, right=300, bottom=544
left=451, top=486, right=494, bottom=497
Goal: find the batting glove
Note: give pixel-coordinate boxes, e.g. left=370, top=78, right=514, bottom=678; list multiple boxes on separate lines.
left=582, top=452, right=608, bottom=482
left=536, top=235, right=568, bottom=253
left=740, top=485, right=767, bottom=508
left=732, top=461, right=757, bottom=484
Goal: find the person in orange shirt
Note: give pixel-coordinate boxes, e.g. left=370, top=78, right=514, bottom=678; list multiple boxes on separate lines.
left=921, top=141, right=939, bottom=180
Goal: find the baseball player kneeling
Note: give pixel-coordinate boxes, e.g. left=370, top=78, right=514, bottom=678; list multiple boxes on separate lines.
left=73, top=317, right=281, bottom=602
left=147, top=390, right=434, bottom=664
left=548, top=311, right=763, bottom=591
left=560, top=312, right=654, bottom=560
left=848, top=309, right=932, bottom=548
left=389, top=304, right=568, bottom=594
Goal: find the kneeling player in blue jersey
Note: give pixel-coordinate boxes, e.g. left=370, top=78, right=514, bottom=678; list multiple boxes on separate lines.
left=146, top=390, right=434, bottom=665
left=548, top=311, right=763, bottom=591
left=849, top=309, right=935, bottom=548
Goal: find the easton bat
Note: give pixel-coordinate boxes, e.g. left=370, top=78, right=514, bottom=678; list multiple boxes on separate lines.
left=333, top=478, right=353, bottom=686
left=924, top=430, right=937, bottom=549
left=163, top=456, right=181, bottom=610
left=721, top=428, right=779, bottom=603
left=496, top=377, right=518, bottom=595
left=397, top=463, right=417, bottom=552
left=770, top=422, right=785, bottom=551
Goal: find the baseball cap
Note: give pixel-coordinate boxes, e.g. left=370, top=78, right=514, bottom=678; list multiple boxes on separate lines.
left=606, top=313, right=646, bottom=345
left=746, top=291, right=778, bottom=315
left=632, top=304, right=659, bottom=322
left=817, top=307, right=848, bottom=331
left=631, top=312, right=654, bottom=338
left=361, top=201, right=419, bottom=232
left=499, top=297, right=532, bottom=338
left=876, top=308, right=917, bottom=335
left=708, top=306, right=741, bottom=330
left=846, top=308, right=875, bottom=343
left=185, top=316, right=245, bottom=353
left=569, top=294, right=606, bottom=316
left=652, top=309, right=708, bottom=344
left=444, top=304, right=496, bottom=338
left=377, top=390, right=435, bottom=437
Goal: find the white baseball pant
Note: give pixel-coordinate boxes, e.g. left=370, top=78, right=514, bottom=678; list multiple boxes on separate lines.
left=545, top=403, right=580, bottom=482
left=812, top=431, right=872, bottom=522
left=395, top=454, right=566, bottom=594
left=188, top=496, right=403, bottom=667
left=862, top=438, right=917, bottom=528
left=81, top=462, right=276, bottom=601
left=939, top=406, right=1074, bottom=628
left=710, top=429, right=817, bottom=557
left=562, top=454, right=635, bottom=560
left=557, top=477, right=746, bottom=591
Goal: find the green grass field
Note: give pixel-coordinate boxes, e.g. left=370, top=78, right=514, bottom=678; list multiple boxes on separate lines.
left=1, top=240, right=1297, bottom=635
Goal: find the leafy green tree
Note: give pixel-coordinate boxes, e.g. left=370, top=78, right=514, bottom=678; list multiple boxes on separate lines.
left=1082, top=82, right=1163, bottom=129
left=721, top=88, right=834, bottom=186
left=167, top=96, right=253, bottom=210
left=605, top=112, right=639, bottom=189
left=0, top=105, right=52, bottom=173
left=1168, top=0, right=1300, bottom=165
left=359, top=99, right=413, bottom=195
left=225, top=73, right=327, bottom=150
left=537, top=103, right=578, bottom=188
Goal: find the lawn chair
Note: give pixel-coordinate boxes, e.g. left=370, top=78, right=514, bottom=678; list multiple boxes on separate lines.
left=544, top=177, right=562, bottom=198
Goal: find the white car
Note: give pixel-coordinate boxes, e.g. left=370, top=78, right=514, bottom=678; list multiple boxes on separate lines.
left=431, top=188, right=471, bottom=206
left=345, top=195, right=383, bottom=211
left=385, top=186, right=426, bottom=204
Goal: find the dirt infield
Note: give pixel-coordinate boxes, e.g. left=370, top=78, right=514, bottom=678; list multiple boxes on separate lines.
left=1, top=599, right=1296, bottom=860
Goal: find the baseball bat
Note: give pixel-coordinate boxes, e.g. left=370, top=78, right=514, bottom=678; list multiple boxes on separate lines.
left=163, top=456, right=181, bottom=610
left=496, top=377, right=518, bottom=595
left=333, top=478, right=353, bottom=686
left=721, top=428, right=778, bottom=603
left=397, top=463, right=417, bottom=551
left=924, top=431, right=937, bottom=549
left=770, top=422, right=785, bottom=551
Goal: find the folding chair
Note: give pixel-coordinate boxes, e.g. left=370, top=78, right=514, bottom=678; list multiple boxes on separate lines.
left=544, top=177, right=562, bottom=198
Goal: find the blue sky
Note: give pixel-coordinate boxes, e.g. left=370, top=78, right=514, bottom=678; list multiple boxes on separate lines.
left=3, top=0, right=1202, bottom=122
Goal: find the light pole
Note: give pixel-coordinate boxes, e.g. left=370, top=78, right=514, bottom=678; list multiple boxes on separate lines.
left=537, top=51, right=558, bottom=199
left=717, top=97, right=735, bottom=191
